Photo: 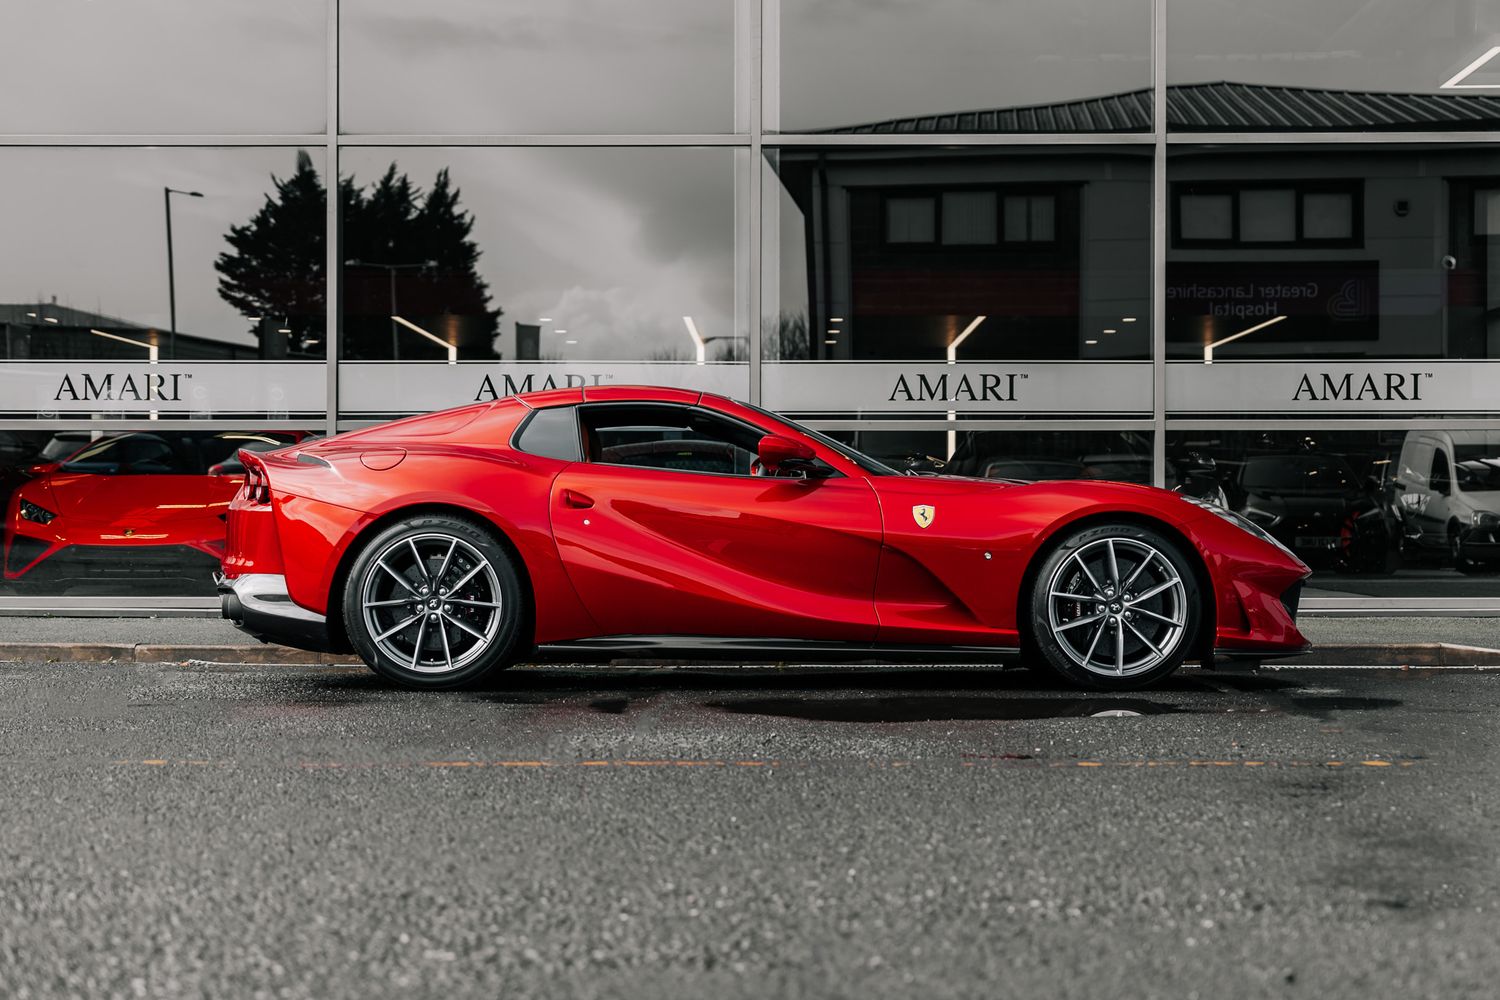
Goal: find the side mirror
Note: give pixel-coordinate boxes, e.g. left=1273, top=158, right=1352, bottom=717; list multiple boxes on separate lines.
left=757, top=434, right=816, bottom=473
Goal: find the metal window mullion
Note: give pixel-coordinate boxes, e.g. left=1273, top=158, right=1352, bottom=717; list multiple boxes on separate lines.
left=1151, top=0, right=1167, bottom=488
left=325, top=0, right=340, bottom=436
left=1166, top=131, right=1500, bottom=145
left=0, top=134, right=327, bottom=146
left=333, top=133, right=751, bottom=147
left=747, top=0, right=765, bottom=406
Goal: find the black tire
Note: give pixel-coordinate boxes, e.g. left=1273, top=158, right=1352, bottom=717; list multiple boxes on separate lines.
left=342, top=514, right=524, bottom=689
left=1028, top=522, right=1203, bottom=690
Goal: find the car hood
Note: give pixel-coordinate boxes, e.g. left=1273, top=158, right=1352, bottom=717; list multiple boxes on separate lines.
left=39, top=472, right=237, bottom=522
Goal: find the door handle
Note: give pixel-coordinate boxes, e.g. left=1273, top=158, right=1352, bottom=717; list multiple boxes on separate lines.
left=562, top=489, right=595, bottom=510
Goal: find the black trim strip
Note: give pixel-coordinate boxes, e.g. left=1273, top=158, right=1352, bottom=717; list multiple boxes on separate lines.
left=535, top=636, right=1020, bottom=663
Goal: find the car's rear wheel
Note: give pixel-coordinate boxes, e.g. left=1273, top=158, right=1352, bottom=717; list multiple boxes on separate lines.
left=1029, top=522, right=1202, bottom=690
left=343, top=514, right=523, bottom=689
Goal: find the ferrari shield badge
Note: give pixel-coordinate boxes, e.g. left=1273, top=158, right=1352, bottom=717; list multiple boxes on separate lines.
left=911, top=504, right=935, bottom=529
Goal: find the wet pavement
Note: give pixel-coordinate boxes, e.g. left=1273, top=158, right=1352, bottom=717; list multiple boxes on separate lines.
left=0, top=659, right=1496, bottom=998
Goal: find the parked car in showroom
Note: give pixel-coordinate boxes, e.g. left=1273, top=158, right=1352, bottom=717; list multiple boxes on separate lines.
left=1229, top=452, right=1403, bottom=574
left=3, top=430, right=307, bottom=595
left=1393, top=430, right=1500, bottom=572
left=219, top=386, right=1311, bottom=691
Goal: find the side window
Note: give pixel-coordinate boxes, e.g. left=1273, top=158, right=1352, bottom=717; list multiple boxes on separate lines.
left=1431, top=448, right=1452, bottom=495
left=514, top=406, right=582, bottom=462
left=579, top=404, right=761, bottom=477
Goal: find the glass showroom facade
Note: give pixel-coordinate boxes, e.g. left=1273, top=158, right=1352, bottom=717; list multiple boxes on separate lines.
left=2, top=0, right=1499, bottom=612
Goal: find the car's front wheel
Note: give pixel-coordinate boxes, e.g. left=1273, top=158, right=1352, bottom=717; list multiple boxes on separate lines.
left=1029, top=522, right=1202, bottom=689
left=343, top=514, right=524, bottom=689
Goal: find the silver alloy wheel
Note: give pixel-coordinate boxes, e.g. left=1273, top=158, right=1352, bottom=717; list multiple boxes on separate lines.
left=359, top=532, right=503, bottom=674
left=1045, top=536, right=1188, bottom=678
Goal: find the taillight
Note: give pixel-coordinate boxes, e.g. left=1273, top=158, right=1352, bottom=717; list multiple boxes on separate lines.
left=241, top=456, right=272, bottom=504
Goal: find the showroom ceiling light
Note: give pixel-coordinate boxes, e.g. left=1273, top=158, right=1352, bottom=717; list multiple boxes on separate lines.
left=1202, top=315, right=1286, bottom=364
left=1103, top=328, right=1117, bottom=334
left=392, top=315, right=457, bottom=364
left=1085, top=339, right=1099, bottom=345
left=1122, top=317, right=1137, bottom=323
left=539, top=317, right=553, bottom=323
left=1442, top=45, right=1500, bottom=89
left=830, top=317, right=844, bottom=323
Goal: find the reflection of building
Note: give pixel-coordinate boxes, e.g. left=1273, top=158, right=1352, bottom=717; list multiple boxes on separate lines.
left=0, top=301, right=258, bottom=360
left=775, top=147, right=1149, bottom=361
left=778, top=84, right=1500, bottom=366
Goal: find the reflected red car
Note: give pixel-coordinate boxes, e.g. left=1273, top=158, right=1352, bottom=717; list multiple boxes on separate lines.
left=220, top=387, right=1311, bottom=690
left=4, top=431, right=308, bottom=595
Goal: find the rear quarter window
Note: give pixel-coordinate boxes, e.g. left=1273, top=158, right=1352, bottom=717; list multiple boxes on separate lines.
left=514, top=406, right=582, bottom=462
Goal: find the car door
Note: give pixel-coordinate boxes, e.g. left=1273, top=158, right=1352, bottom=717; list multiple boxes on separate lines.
left=549, top=402, right=883, bottom=641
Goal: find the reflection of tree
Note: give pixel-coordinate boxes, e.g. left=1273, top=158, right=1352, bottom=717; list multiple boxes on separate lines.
left=763, top=312, right=810, bottom=360
left=215, top=151, right=501, bottom=360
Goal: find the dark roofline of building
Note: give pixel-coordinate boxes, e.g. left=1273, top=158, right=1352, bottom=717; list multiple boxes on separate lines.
left=813, top=81, right=1500, bottom=135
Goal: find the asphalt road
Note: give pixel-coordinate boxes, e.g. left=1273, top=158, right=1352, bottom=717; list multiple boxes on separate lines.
left=0, top=660, right=1496, bottom=999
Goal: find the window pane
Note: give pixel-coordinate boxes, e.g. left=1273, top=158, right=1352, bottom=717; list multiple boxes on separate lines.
left=1474, top=190, right=1500, bottom=236
left=0, top=1, right=325, bottom=134
left=1239, top=189, right=1296, bottom=242
left=1179, top=194, right=1233, bottom=241
left=341, top=0, right=734, bottom=134
left=581, top=404, right=759, bottom=475
left=0, top=147, right=327, bottom=405
left=1003, top=196, right=1031, bottom=242
left=763, top=147, right=1152, bottom=419
left=1030, top=196, right=1056, bottom=242
left=1304, top=192, right=1354, bottom=240
left=941, top=192, right=997, bottom=245
left=776, top=0, right=1152, bottom=134
left=1, top=428, right=320, bottom=599
left=886, top=198, right=936, bottom=243
left=1167, top=0, right=1500, bottom=131
left=1167, top=144, right=1500, bottom=364
left=337, top=147, right=747, bottom=418
left=1166, top=428, right=1500, bottom=601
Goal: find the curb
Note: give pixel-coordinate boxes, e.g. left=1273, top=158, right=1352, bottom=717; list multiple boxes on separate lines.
left=2, top=641, right=1500, bottom=668
left=0, top=642, right=360, bottom=665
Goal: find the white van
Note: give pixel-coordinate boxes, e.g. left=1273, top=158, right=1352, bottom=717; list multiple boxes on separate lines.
left=1392, top=430, right=1500, bottom=572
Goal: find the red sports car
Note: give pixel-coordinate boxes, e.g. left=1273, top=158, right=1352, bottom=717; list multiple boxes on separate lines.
left=219, top=386, right=1311, bottom=690
left=4, top=431, right=307, bottom=595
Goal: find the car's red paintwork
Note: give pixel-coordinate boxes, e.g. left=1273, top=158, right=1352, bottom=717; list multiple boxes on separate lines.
left=223, top=387, right=1311, bottom=657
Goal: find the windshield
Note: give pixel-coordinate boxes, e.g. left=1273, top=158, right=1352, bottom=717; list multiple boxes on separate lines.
left=1241, top=454, right=1357, bottom=492
left=739, top=402, right=901, bottom=476
left=1454, top=446, right=1500, bottom=491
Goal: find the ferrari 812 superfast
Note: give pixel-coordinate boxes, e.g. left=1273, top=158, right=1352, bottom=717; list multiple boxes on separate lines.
left=219, top=386, right=1311, bottom=690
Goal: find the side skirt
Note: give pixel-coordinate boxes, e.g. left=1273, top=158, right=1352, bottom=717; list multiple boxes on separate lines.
left=533, top=636, right=1021, bottom=664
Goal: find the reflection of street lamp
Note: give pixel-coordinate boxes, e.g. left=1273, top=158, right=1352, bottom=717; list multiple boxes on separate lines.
left=91, top=328, right=160, bottom=420
left=392, top=315, right=457, bottom=364
left=681, top=316, right=748, bottom=365
left=1202, top=315, right=1285, bottom=364
left=345, top=259, right=437, bottom=359
left=946, top=316, right=985, bottom=458
left=164, top=187, right=203, bottom=360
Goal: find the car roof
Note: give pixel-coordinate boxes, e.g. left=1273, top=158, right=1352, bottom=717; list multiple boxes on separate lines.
left=522, top=384, right=705, bottom=408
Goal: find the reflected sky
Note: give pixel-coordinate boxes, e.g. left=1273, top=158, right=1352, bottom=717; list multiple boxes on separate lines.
left=337, top=147, right=739, bottom=362
left=0, top=148, right=317, bottom=348
left=0, top=1, right=325, bottom=134
left=341, top=0, right=734, bottom=134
